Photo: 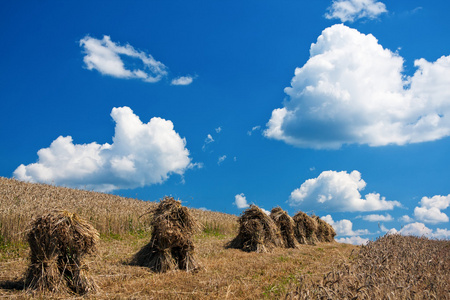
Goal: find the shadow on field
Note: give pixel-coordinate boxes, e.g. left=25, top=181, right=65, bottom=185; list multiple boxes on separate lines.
left=0, top=279, right=24, bottom=291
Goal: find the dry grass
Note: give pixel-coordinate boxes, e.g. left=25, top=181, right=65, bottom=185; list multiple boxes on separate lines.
left=293, top=211, right=319, bottom=245
left=25, top=211, right=99, bottom=294
left=130, top=197, right=200, bottom=272
left=226, top=205, right=283, bottom=253
left=286, top=234, right=450, bottom=299
left=0, top=177, right=237, bottom=245
left=270, top=207, right=299, bottom=249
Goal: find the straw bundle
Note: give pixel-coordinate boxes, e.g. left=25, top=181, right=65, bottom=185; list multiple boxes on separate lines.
left=25, top=210, right=99, bottom=294
left=292, top=211, right=318, bottom=245
left=270, top=207, right=299, bottom=249
left=313, top=215, right=336, bottom=243
left=131, top=197, right=200, bottom=272
left=226, top=205, right=283, bottom=253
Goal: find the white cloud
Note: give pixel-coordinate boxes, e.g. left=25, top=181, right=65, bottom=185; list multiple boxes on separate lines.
left=380, top=224, right=397, bottom=234
left=414, top=195, right=450, bottom=224
left=171, top=76, right=194, bottom=86
left=217, top=155, right=227, bottom=165
left=398, top=222, right=433, bottom=237
left=261, top=208, right=271, bottom=215
left=397, top=223, right=450, bottom=239
left=264, top=24, right=450, bottom=149
left=80, top=35, right=168, bottom=83
left=361, top=213, right=393, bottom=222
left=247, top=126, right=261, bottom=136
left=322, top=215, right=369, bottom=236
left=325, top=0, right=387, bottom=22
left=13, top=107, right=192, bottom=192
left=234, top=193, right=249, bottom=209
left=289, top=170, right=401, bottom=212
left=336, top=236, right=369, bottom=245
left=433, top=228, right=450, bottom=239
left=399, top=215, right=414, bottom=223
left=202, top=134, right=215, bottom=151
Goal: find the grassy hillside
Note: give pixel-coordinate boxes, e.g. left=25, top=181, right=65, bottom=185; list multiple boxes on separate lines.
left=1, top=177, right=449, bottom=299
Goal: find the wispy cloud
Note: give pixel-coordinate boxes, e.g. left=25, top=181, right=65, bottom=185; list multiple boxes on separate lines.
left=202, top=134, right=215, bottom=151
left=360, top=213, right=393, bottom=222
left=171, top=75, right=195, bottom=86
left=14, top=107, right=193, bottom=192
left=265, top=24, right=450, bottom=149
left=247, top=126, right=261, bottom=136
left=218, top=155, right=227, bottom=165
left=325, top=0, right=387, bottom=22
left=80, top=35, right=168, bottom=82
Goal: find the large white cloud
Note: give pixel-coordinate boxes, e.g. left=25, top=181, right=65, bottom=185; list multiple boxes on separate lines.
left=325, top=0, right=387, bottom=22
left=14, top=107, right=193, bottom=192
left=80, top=35, right=168, bottom=83
left=414, top=195, right=450, bottom=224
left=321, top=215, right=369, bottom=236
left=264, top=24, right=450, bottom=149
left=289, top=170, right=401, bottom=212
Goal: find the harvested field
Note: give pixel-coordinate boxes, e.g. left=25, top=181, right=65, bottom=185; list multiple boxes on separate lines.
left=1, top=177, right=448, bottom=299
left=286, top=234, right=450, bottom=299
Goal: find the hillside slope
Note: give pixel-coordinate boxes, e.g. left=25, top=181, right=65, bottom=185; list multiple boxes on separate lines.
left=1, top=178, right=448, bottom=299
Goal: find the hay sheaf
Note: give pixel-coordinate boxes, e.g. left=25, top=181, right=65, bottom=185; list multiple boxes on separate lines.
left=313, top=215, right=336, bottom=243
left=292, top=211, right=318, bottom=245
left=25, top=210, right=99, bottom=294
left=131, top=197, right=200, bottom=273
left=270, top=207, right=299, bottom=249
left=226, top=205, right=283, bottom=253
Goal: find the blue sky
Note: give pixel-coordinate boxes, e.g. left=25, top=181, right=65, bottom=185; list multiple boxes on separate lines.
left=2, top=0, right=450, bottom=244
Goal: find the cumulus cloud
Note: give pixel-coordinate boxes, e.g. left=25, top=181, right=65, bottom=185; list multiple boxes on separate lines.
left=398, top=223, right=450, bottom=239
left=14, top=107, right=192, bottom=192
left=336, top=236, right=369, bottom=245
left=398, top=222, right=433, bottom=237
left=264, top=24, right=450, bottom=149
left=322, top=215, right=369, bottom=236
left=289, top=170, right=401, bottom=212
left=325, top=0, right=387, bottom=22
left=433, top=228, right=450, bottom=239
left=399, top=215, right=414, bottom=223
left=361, top=213, right=393, bottom=222
left=234, top=193, right=249, bottom=209
left=414, top=195, right=450, bottom=224
left=171, top=76, right=194, bottom=86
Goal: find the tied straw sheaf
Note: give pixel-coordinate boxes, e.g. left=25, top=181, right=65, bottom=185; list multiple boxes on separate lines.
left=25, top=210, right=99, bottom=294
left=131, top=196, right=201, bottom=272
left=227, top=205, right=336, bottom=253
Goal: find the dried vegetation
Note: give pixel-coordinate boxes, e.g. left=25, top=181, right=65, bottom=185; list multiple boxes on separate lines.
left=287, top=234, right=450, bottom=299
left=226, top=205, right=283, bottom=253
left=130, top=197, right=200, bottom=272
left=25, top=211, right=99, bottom=294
